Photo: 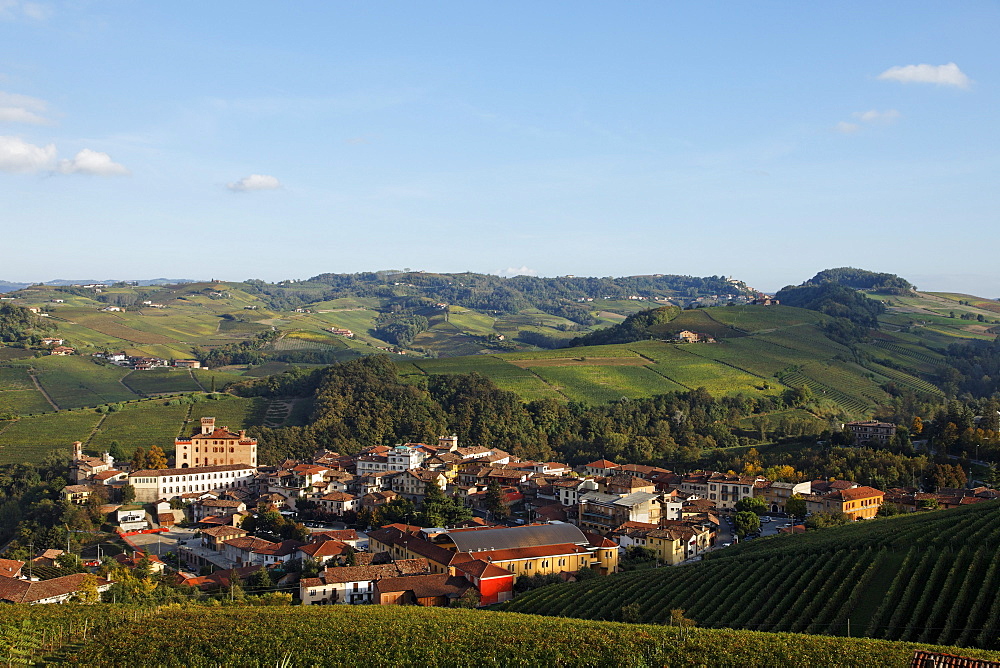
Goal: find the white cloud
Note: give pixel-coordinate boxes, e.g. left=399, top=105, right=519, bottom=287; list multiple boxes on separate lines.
left=834, top=121, right=860, bottom=134
left=227, top=174, right=281, bottom=192
left=495, top=266, right=538, bottom=277
left=853, top=109, right=900, bottom=124
left=57, top=148, right=129, bottom=176
left=0, top=91, right=50, bottom=124
left=0, top=135, right=55, bottom=172
left=877, top=62, right=971, bottom=89
left=0, top=1, right=51, bottom=20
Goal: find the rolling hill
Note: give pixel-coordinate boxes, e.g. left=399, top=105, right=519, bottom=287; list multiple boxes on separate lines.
left=503, top=501, right=1000, bottom=649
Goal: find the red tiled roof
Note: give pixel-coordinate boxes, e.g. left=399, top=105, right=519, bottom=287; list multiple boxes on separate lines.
left=454, top=559, right=514, bottom=579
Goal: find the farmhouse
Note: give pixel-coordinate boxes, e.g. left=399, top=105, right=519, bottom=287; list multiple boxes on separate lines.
left=0, top=573, right=111, bottom=604
left=846, top=420, right=896, bottom=445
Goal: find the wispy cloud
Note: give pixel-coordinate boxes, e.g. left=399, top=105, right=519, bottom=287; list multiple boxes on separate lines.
left=834, top=121, right=860, bottom=134
left=57, top=149, right=129, bottom=176
left=227, top=174, right=281, bottom=192
left=0, top=0, right=51, bottom=21
left=0, top=135, right=56, bottom=172
left=495, top=265, right=538, bottom=277
left=877, top=62, right=971, bottom=89
left=0, top=90, right=50, bottom=124
left=853, top=109, right=900, bottom=124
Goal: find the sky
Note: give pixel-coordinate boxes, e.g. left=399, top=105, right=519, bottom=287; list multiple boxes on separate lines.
left=1, top=2, right=998, bottom=294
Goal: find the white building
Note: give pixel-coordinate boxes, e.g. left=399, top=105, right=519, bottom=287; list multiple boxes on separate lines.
left=128, top=464, right=256, bottom=503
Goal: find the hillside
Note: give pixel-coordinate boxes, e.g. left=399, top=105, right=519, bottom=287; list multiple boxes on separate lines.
left=504, top=502, right=1000, bottom=649
left=6, top=605, right=1000, bottom=667
left=404, top=302, right=947, bottom=414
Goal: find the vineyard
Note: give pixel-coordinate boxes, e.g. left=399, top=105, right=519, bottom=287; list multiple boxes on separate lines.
left=0, top=605, right=991, bottom=667
left=503, top=502, right=1000, bottom=650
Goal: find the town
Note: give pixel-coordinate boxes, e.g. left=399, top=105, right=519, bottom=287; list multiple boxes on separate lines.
left=3, top=415, right=997, bottom=607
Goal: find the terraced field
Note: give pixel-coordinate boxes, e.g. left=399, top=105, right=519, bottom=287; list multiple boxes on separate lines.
left=21, top=356, right=140, bottom=409
left=121, top=368, right=203, bottom=395
left=505, top=502, right=1000, bottom=649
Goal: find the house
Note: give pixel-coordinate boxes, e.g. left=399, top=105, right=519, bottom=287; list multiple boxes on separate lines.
left=316, top=491, right=358, bottom=517
left=222, top=537, right=304, bottom=567
left=0, top=559, right=24, bottom=578
left=452, top=559, right=515, bottom=604
left=41, top=338, right=63, bottom=346
left=50, top=346, right=75, bottom=356
left=755, top=481, right=812, bottom=514
left=174, top=417, right=258, bottom=468
left=375, top=574, right=472, bottom=607
left=191, top=498, right=246, bottom=522
left=846, top=420, right=896, bottom=445
left=675, top=330, right=700, bottom=343
left=117, top=506, right=148, bottom=532
left=0, top=573, right=112, bottom=604
left=298, top=560, right=431, bottom=605
left=392, top=469, right=448, bottom=502
left=577, top=490, right=661, bottom=533
left=296, top=539, right=351, bottom=566
left=62, top=484, right=98, bottom=504
left=328, top=328, right=354, bottom=337
left=823, top=486, right=884, bottom=520
left=173, top=359, right=202, bottom=369
left=32, top=549, right=64, bottom=568
left=200, top=525, right=250, bottom=551
left=112, top=551, right=166, bottom=574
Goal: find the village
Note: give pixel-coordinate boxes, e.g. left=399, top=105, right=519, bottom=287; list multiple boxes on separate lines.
left=1, top=416, right=998, bottom=607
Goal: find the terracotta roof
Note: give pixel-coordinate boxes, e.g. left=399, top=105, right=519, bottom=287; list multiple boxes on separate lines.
left=320, top=491, right=356, bottom=502
left=298, top=540, right=348, bottom=559
left=454, top=558, right=514, bottom=579
left=0, top=559, right=24, bottom=578
left=311, top=529, right=358, bottom=542
left=316, top=560, right=431, bottom=585
left=375, top=574, right=470, bottom=599
left=833, top=486, right=884, bottom=502
left=0, top=573, right=110, bottom=603
left=223, top=537, right=277, bottom=552
left=200, top=499, right=244, bottom=508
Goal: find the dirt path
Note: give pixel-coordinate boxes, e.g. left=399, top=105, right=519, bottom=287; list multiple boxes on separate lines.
left=28, top=371, right=60, bottom=411
left=189, top=369, right=207, bottom=392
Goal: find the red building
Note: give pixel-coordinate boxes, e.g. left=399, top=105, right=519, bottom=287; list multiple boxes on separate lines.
left=455, top=558, right=515, bottom=605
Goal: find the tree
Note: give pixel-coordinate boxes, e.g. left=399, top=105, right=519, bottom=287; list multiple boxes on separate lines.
left=121, top=484, right=136, bottom=504
left=805, top=510, right=850, bottom=529
left=130, top=447, right=149, bottom=471
left=620, top=602, right=642, bottom=623
left=452, top=588, right=481, bottom=609
left=911, top=416, right=924, bottom=436
left=785, top=494, right=808, bottom=519
left=246, top=567, right=273, bottom=594
left=484, top=479, right=510, bottom=521
left=734, top=511, right=760, bottom=538
left=73, top=573, right=101, bottom=604
left=146, top=445, right=168, bottom=470
left=669, top=608, right=697, bottom=638
left=108, top=440, right=128, bottom=463
left=342, top=544, right=356, bottom=567
left=734, top=496, right=766, bottom=515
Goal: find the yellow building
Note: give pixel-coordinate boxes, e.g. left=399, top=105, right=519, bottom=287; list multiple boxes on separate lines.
left=824, top=486, right=884, bottom=520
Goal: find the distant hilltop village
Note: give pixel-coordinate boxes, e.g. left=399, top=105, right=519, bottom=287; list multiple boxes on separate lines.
left=36, top=413, right=998, bottom=609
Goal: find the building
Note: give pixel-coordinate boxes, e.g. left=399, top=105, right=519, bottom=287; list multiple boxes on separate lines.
left=174, top=417, right=258, bottom=468
left=173, top=359, right=202, bottom=368
left=128, top=464, right=256, bottom=503
left=299, top=560, right=431, bottom=605
left=846, top=420, right=897, bottom=445
left=577, top=491, right=661, bottom=533
left=0, top=573, right=111, bottom=604
left=375, top=574, right=472, bottom=607
left=823, top=486, right=884, bottom=520
left=756, top=481, right=812, bottom=514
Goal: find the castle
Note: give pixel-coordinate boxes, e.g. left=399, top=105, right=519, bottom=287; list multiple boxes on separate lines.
left=174, top=417, right=258, bottom=468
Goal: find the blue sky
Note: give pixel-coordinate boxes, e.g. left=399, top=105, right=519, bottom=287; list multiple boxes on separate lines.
left=1, top=2, right=997, bottom=294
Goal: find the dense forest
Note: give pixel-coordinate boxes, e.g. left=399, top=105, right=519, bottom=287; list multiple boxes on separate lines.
left=0, top=302, right=56, bottom=345
left=241, top=272, right=743, bottom=318
left=802, top=267, right=915, bottom=293
left=234, top=356, right=827, bottom=466
left=564, top=305, right=681, bottom=347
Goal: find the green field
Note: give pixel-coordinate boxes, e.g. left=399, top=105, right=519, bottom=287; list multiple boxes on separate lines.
left=21, top=356, right=140, bottom=409
left=0, top=410, right=103, bottom=464
left=122, top=368, right=203, bottom=395
left=505, top=502, right=1000, bottom=650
